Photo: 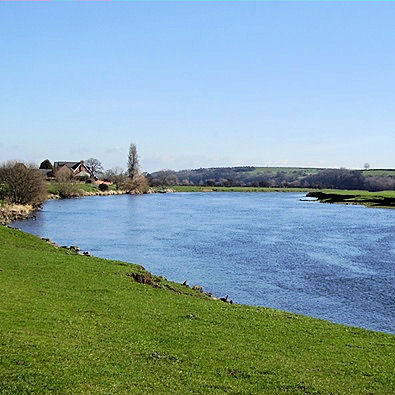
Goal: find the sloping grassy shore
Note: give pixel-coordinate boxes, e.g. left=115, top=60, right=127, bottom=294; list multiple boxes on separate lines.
left=307, top=190, right=395, bottom=208
left=0, top=226, right=394, bottom=394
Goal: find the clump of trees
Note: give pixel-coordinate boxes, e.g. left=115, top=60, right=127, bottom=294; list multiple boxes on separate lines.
left=0, top=161, right=47, bottom=205
left=82, top=144, right=148, bottom=194
left=101, top=167, right=128, bottom=188
left=147, top=166, right=395, bottom=191
left=147, top=170, right=179, bottom=187
left=301, top=169, right=366, bottom=190
left=364, top=176, right=395, bottom=191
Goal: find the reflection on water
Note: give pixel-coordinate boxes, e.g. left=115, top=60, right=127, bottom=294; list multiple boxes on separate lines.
left=13, top=192, right=395, bottom=333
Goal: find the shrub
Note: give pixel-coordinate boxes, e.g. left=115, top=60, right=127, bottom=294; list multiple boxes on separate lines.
left=121, top=174, right=149, bottom=194
left=39, top=159, right=53, bottom=170
left=0, top=182, right=7, bottom=200
left=55, top=169, right=73, bottom=182
left=78, top=175, right=89, bottom=182
left=0, top=161, right=47, bottom=205
left=98, top=183, right=109, bottom=192
left=56, top=182, right=83, bottom=198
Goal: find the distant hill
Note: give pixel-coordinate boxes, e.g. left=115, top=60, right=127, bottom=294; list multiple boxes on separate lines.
left=148, top=166, right=395, bottom=191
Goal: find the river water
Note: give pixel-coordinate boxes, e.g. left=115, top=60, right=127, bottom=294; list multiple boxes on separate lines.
left=13, top=192, right=395, bottom=333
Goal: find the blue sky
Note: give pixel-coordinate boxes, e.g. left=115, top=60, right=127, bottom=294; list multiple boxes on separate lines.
left=0, top=2, right=394, bottom=172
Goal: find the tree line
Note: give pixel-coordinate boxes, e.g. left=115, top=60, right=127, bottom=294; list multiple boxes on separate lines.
left=1, top=151, right=393, bottom=207
left=147, top=167, right=395, bottom=191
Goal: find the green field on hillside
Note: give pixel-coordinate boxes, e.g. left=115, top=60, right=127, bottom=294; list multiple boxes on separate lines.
left=234, top=167, right=395, bottom=178
left=0, top=226, right=394, bottom=394
left=362, top=169, right=395, bottom=177
left=248, top=167, right=395, bottom=178
left=247, top=167, right=322, bottom=177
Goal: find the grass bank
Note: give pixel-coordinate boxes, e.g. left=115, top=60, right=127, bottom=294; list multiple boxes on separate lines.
left=47, top=182, right=118, bottom=197
left=0, top=226, right=394, bottom=394
left=307, top=190, right=395, bottom=208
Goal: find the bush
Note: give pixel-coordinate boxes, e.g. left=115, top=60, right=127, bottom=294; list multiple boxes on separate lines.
left=56, top=182, right=83, bottom=198
left=98, top=183, right=109, bottom=192
left=0, top=161, right=47, bottom=205
left=121, top=174, right=149, bottom=194
left=78, top=176, right=89, bottom=182
left=0, top=182, right=7, bottom=201
left=55, top=169, right=73, bottom=182
left=39, top=159, right=53, bottom=170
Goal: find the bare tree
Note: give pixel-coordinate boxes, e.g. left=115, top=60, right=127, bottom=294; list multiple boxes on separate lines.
left=364, top=163, right=370, bottom=170
left=127, top=143, right=139, bottom=180
left=85, top=158, right=104, bottom=178
left=0, top=161, right=47, bottom=205
left=103, top=167, right=127, bottom=188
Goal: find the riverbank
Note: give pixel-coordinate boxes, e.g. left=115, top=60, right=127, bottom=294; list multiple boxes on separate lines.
left=0, top=203, right=35, bottom=225
left=0, top=188, right=129, bottom=225
left=307, top=189, right=395, bottom=208
left=0, top=225, right=393, bottom=393
left=156, top=186, right=313, bottom=193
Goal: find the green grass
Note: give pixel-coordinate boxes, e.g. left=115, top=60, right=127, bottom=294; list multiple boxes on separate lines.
left=0, top=226, right=394, bottom=394
left=76, top=183, right=100, bottom=193
left=308, top=189, right=395, bottom=208
left=247, top=167, right=322, bottom=177
left=362, top=169, right=395, bottom=177
left=247, top=167, right=395, bottom=178
left=47, top=182, right=117, bottom=195
left=319, top=189, right=395, bottom=198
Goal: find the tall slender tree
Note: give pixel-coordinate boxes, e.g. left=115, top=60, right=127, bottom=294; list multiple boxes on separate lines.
left=127, top=143, right=139, bottom=179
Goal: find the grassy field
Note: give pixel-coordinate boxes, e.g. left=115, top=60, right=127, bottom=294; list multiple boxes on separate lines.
left=318, top=189, right=395, bottom=197
left=0, top=226, right=394, bottom=394
left=248, top=167, right=395, bottom=178
left=362, top=169, right=395, bottom=177
left=167, top=167, right=395, bottom=183
left=307, top=189, right=395, bottom=208
left=247, top=167, right=321, bottom=177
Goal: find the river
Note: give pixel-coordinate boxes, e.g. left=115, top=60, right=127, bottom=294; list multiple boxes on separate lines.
left=13, top=192, right=395, bottom=333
